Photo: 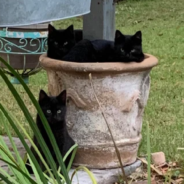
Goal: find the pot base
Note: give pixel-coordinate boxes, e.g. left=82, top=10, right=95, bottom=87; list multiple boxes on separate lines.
left=70, top=160, right=142, bottom=184
left=73, top=137, right=141, bottom=169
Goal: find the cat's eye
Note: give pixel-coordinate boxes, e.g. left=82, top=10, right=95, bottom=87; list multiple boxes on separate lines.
left=46, top=110, right=51, bottom=114
left=63, top=42, right=68, bottom=46
left=57, top=110, right=61, bottom=114
left=121, top=48, right=125, bottom=53
left=131, top=49, right=136, bottom=53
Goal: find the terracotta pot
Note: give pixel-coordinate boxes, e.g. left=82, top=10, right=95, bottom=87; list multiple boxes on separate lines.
left=40, top=54, right=158, bottom=169
left=0, top=24, right=48, bottom=70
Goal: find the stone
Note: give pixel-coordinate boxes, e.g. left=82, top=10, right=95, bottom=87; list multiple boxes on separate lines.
left=151, top=152, right=166, bottom=167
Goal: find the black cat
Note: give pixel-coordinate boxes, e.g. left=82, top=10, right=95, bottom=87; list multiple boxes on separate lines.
left=47, top=24, right=82, bottom=60
left=62, top=30, right=144, bottom=63
left=92, top=30, right=144, bottom=62
left=26, top=90, right=75, bottom=173
left=63, top=39, right=97, bottom=62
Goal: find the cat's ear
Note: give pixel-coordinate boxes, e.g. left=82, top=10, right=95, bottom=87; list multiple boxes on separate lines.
left=39, top=90, right=48, bottom=101
left=66, top=25, right=74, bottom=34
left=115, top=30, right=123, bottom=39
left=115, top=30, right=125, bottom=43
left=48, top=24, right=56, bottom=34
left=57, top=90, right=67, bottom=104
left=133, top=31, right=142, bottom=40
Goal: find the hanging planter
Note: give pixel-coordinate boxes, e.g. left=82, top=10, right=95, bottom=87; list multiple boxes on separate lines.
left=40, top=54, right=158, bottom=169
left=0, top=0, right=91, bottom=27
left=0, top=24, right=48, bottom=84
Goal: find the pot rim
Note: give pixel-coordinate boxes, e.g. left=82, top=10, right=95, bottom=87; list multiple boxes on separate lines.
left=39, top=53, right=158, bottom=73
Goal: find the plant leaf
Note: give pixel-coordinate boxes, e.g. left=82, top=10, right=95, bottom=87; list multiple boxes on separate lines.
left=0, top=158, right=37, bottom=184
left=0, top=57, right=70, bottom=184
left=71, top=166, right=97, bottom=184
left=0, top=103, right=47, bottom=184
left=7, top=108, right=56, bottom=182
left=0, top=110, right=31, bottom=183
left=0, top=172, right=13, bottom=184
left=147, top=121, right=151, bottom=184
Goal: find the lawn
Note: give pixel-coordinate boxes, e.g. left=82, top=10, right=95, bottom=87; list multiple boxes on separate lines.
left=0, top=0, right=184, bottom=162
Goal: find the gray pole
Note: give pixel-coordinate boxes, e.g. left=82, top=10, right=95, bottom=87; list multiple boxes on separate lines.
left=83, top=0, right=115, bottom=41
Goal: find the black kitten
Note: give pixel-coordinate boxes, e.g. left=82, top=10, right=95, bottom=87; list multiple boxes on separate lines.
left=113, top=30, right=144, bottom=62
left=47, top=24, right=82, bottom=60
left=26, top=90, right=75, bottom=173
left=92, top=30, right=144, bottom=62
left=63, top=39, right=97, bottom=62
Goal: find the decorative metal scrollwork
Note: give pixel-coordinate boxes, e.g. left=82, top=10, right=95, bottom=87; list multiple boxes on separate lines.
left=0, top=28, right=48, bottom=83
left=0, top=29, right=48, bottom=55
left=0, top=37, right=48, bottom=54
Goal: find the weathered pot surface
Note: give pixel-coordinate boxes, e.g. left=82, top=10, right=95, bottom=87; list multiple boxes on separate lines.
left=40, top=54, right=158, bottom=169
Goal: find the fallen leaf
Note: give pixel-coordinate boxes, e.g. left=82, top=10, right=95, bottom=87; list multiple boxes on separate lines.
left=137, top=157, right=163, bottom=175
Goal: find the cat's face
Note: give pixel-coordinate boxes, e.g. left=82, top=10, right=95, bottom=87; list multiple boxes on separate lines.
left=114, top=30, right=144, bottom=62
left=47, top=24, right=75, bottom=59
left=38, top=90, right=67, bottom=125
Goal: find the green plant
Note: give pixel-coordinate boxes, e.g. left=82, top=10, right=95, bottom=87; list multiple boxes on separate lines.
left=146, top=121, right=151, bottom=184
left=0, top=56, right=97, bottom=184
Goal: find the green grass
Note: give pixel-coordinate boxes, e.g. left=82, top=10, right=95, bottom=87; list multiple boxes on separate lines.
left=1, top=0, right=184, bottom=162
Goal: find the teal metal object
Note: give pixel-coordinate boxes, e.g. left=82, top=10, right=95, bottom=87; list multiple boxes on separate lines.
left=0, top=25, right=48, bottom=84
left=11, top=76, right=29, bottom=84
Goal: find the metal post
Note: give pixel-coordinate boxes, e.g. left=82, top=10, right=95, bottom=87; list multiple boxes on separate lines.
left=83, top=0, right=115, bottom=41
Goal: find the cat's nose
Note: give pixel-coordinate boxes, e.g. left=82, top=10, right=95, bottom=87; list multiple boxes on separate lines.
left=54, top=114, right=58, bottom=119
left=61, top=48, right=66, bottom=52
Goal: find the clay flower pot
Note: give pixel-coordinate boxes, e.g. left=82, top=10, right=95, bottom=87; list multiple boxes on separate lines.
left=40, top=54, right=158, bottom=169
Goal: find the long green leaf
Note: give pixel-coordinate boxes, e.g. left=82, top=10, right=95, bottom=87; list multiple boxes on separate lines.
left=147, top=121, right=151, bottom=184
left=58, top=144, right=78, bottom=173
left=0, top=136, right=25, bottom=183
left=27, top=154, right=43, bottom=184
left=7, top=108, right=56, bottom=182
left=0, top=173, right=13, bottom=184
left=0, top=103, right=47, bottom=184
left=4, top=122, right=28, bottom=173
left=0, top=111, right=30, bottom=184
left=0, top=144, right=18, bottom=166
left=0, top=57, right=70, bottom=184
left=0, top=162, right=20, bottom=184
left=0, top=69, right=58, bottom=180
left=0, top=140, right=17, bottom=166
left=0, top=69, right=63, bottom=184
left=63, top=144, right=78, bottom=163
left=0, top=158, right=37, bottom=184
left=66, top=145, right=78, bottom=172
left=71, top=166, right=97, bottom=184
